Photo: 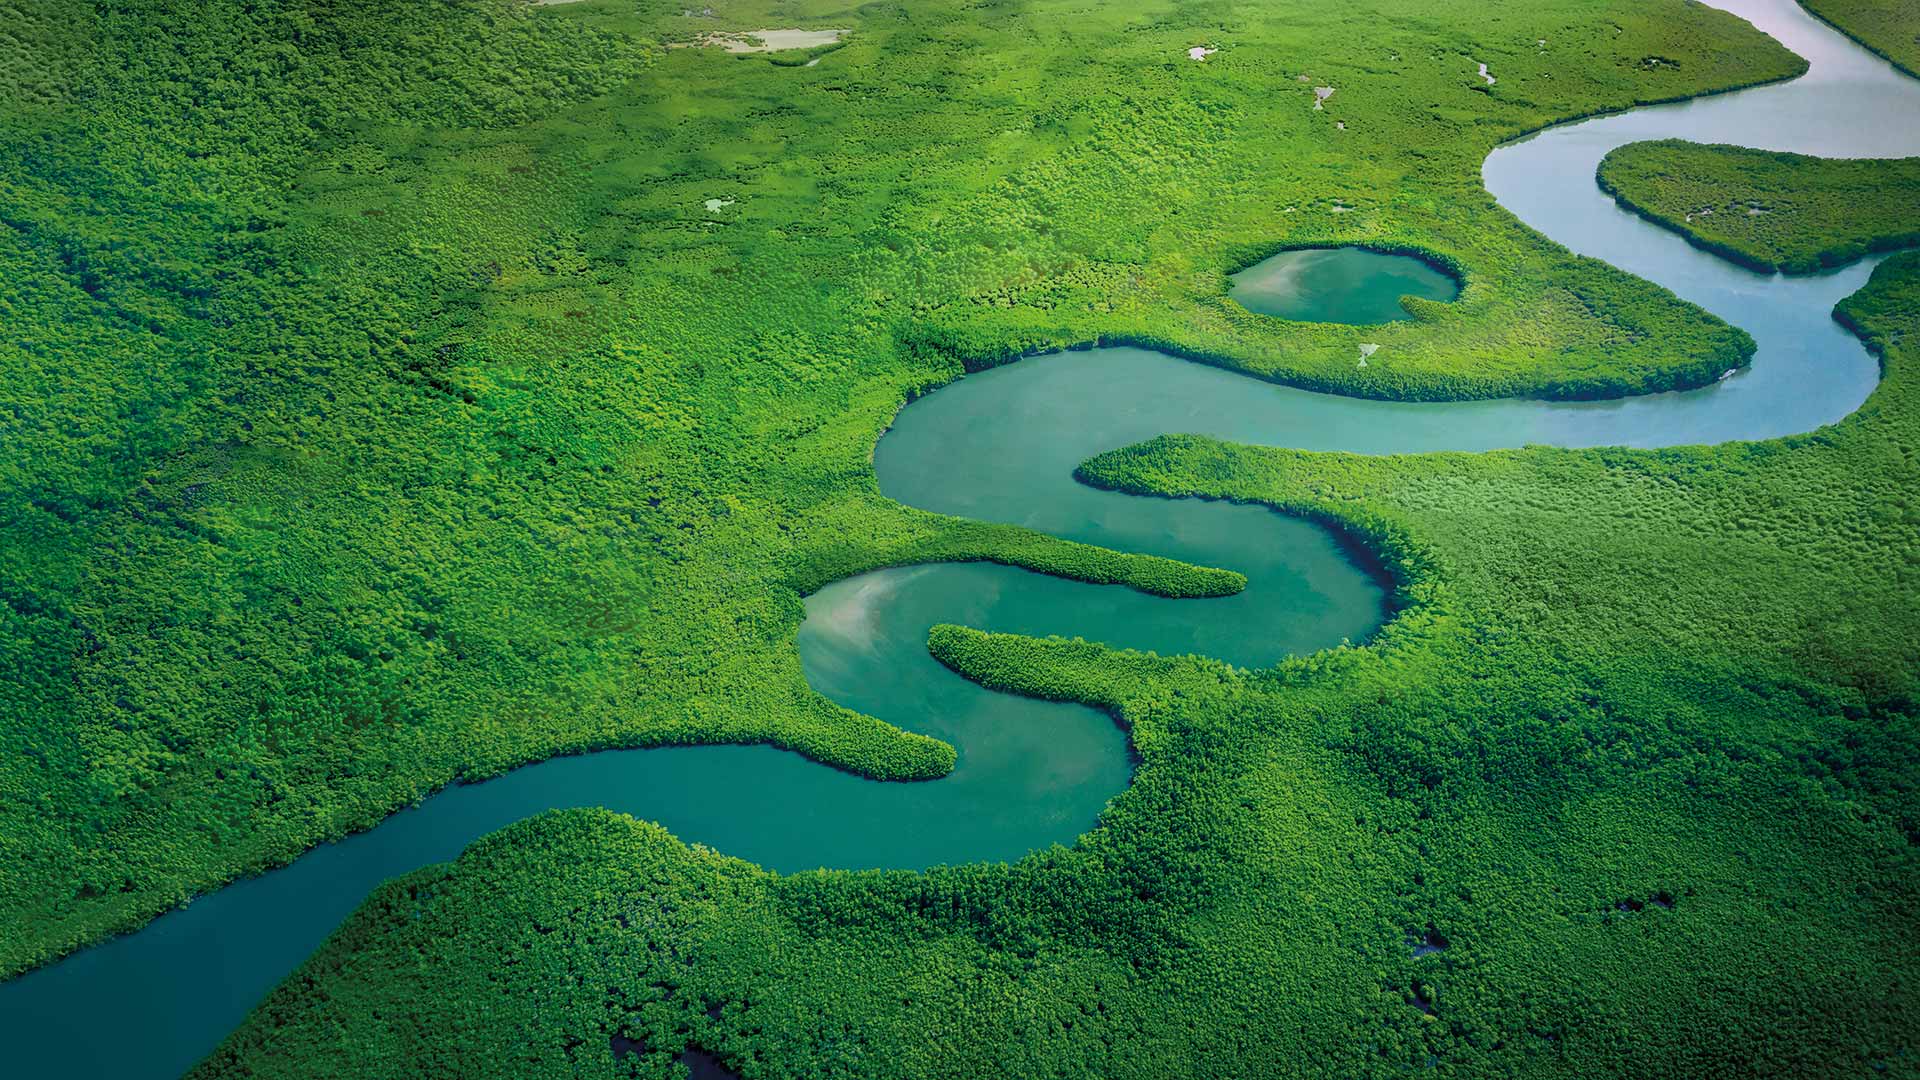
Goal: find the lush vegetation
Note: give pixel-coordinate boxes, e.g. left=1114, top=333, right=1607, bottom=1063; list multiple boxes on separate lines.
left=199, top=211, right=1920, bottom=1079
left=0, top=0, right=1811, bottom=980
left=1802, top=0, right=1920, bottom=76
left=116, top=11, right=1916, bottom=1080
left=15, top=0, right=1920, bottom=1075
left=1599, top=139, right=1920, bottom=272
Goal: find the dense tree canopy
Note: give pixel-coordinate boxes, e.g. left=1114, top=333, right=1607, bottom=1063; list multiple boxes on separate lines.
left=1599, top=139, right=1920, bottom=272
left=6, top=0, right=1919, bottom=1078
left=204, top=187, right=1920, bottom=1080
left=1801, top=0, right=1920, bottom=75
left=0, top=0, right=1805, bottom=977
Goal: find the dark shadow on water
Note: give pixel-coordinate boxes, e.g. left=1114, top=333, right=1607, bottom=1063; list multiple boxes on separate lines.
left=1409, top=926, right=1450, bottom=958
left=681, top=1046, right=744, bottom=1080
left=610, top=1032, right=646, bottom=1063
left=1609, top=889, right=1679, bottom=918
left=608, top=1037, right=742, bottom=1080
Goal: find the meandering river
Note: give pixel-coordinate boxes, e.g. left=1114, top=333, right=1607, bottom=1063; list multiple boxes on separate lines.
left=4, top=0, right=1917, bottom=1075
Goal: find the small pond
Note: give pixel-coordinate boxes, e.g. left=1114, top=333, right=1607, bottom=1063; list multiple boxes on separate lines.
left=1229, top=247, right=1460, bottom=324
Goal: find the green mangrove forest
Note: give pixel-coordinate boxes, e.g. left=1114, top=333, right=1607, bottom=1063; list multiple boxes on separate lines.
left=1599, top=139, right=1920, bottom=272
left=1, top=0, right=1918, bottom=1077
left=1802, top=0, right=1920, bottom=74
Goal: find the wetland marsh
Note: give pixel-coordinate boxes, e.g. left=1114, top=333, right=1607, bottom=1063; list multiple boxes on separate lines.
left=1, top=0, right=1917, bottom=1076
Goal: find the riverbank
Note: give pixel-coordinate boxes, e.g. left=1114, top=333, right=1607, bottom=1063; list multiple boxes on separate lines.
left=4, top=0, right=1916, bottom=1076
left=1598, top=138, right=1920, bottom=273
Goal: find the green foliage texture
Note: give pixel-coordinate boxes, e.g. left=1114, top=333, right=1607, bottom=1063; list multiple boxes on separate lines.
left=1599, top=139, right=1920, bottom=272
left=202, top=218, right=1920, bottom=1080
left=1801, top=0, right=1920, bottom=75
left=8, top=0, right=1919, bottom=1077
left=0, top=0, right=1809, bottom=977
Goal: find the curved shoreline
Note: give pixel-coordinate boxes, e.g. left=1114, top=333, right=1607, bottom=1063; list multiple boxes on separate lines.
left=1595, top=142, right=1920, bottom=275
left=1595, top=161, right=1802, bottom=275
left=1223, top=241, right=1469, bottom=296
left=1795, top=1, right=1920, bottom=80
left=904, top=324, right=1745, bottom=406
left=4, top=1, right=1919, bottom=1077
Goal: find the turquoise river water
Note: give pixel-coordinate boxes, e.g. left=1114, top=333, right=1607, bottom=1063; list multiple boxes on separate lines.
left=1227, top=246, right=1460, bottom=323
left=2, top=0, right=1917, bottom=1075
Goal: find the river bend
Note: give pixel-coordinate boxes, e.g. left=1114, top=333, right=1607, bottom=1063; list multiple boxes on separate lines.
left=3, top=0, right=1916, bottom=1075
